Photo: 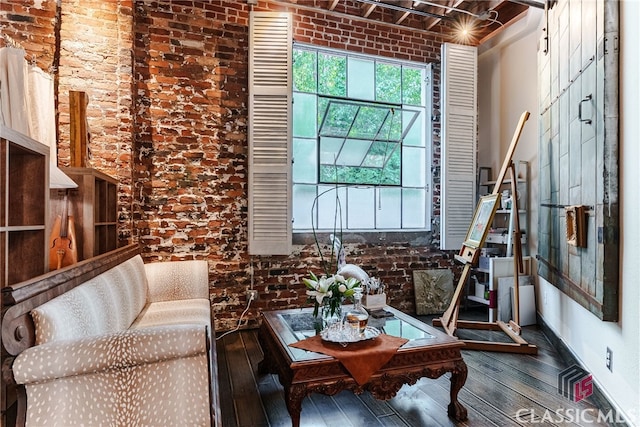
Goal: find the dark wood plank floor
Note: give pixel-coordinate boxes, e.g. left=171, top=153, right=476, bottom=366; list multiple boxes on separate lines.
left=216, top=309, right=625, bottom=427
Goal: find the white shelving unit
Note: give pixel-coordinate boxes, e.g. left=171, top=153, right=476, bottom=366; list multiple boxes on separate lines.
left=481, top=160, right=529, bottom=257
left=468, top=161, right=530, bottom=320
left=467, top=257, right=532, bottom=321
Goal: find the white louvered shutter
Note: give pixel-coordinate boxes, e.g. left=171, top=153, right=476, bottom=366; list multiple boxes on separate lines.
left=248, top=12, right=292, bottom=255
left=440, top=43, right=477, bottom=250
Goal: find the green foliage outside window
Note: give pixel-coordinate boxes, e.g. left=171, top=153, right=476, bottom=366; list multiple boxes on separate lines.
left=319, top=144, right=401, bottom=185
left=293, top=47, right=423, bottom=187
left=319, top=53, right=346, bottom=96
left=293, top=49, right=317, bottom=93
left=402, top=67, right=423, bottom=105
left=376, top=63, right=402, bottom=103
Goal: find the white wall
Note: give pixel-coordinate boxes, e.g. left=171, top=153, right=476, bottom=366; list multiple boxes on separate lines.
left=538, top=1, right=640, bottom=422
left=478, top=9, right=542, bottom=255
left=478, top=2, right=640, bottom=424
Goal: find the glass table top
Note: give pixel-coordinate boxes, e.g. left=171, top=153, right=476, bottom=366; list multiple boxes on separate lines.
left=278, top=309, right=435, bottom=344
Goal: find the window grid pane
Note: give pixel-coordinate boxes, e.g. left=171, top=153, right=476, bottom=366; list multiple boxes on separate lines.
left=347, top=187, right=375, bottom=229
left=347, top=57, right=374, bottom=100
left=293, top=138, right=318, bottom=184
left=293, top=184, right=317, bottom=229
left=293, top=46, right=430, bottom=232
left=293, top=49, right=317, bottom=93
left=376, top=62, right=402, bottom=103
left=319, top=53, right=346, bottom=96
left=293, top=92, right=317, bottom=138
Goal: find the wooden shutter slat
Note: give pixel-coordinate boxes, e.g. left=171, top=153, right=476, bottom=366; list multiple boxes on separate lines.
left=248, top=12, right=292, bottom=255
left=440, top=43, right=477, bottom=250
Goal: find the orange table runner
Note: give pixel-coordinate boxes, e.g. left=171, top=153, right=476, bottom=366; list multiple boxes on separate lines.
left=289, top=334, right=408, bottom=385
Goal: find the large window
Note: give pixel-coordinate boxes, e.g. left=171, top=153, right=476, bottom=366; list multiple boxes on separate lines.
left=292, top=45, right=432, bottom=232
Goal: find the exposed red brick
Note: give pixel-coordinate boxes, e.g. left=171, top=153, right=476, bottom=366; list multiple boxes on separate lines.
left=5, top=0, right=453, bottom=332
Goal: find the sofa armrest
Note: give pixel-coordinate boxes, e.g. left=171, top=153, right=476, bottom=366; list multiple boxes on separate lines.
left=13, top=324, right=207, bottom=385
left=144, top=260, right=209, bottom=302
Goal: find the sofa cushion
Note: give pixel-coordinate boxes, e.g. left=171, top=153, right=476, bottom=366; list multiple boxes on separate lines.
left=130, top=299, right=211, bottom=330
left=144, top=259, right=209, bottom=302
left=22, top=355, right=210, bottom=427
left=14, top=324, right=208, bottom=385
left=32, top=255, right=148, bottom=345
left=16, top=325, right=211, bottom=427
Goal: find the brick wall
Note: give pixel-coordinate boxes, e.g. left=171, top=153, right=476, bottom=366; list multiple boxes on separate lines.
left=1, top=0, right=134, bottom=245
left=131, top=1, right=456, bottom=331
left=56, top=0, right=134, bottom=244
left=3, top=0, right=459, bottom=332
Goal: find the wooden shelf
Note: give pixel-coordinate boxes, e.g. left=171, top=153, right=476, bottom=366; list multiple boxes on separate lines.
left=467, top=295, right=490, bottom=305
left=52, top=167, right=118, bottom=261
left=1, top=125, right=49, bottom=427
left=495, top=209, right=526, bottom=214
left=0, top=125, right=49, bottom=288
left=485, top=232, right=528, bottom=245
left=481, top=178, right=526, bottom=186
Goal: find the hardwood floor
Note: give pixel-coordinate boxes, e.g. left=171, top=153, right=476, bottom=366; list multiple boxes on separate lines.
left=216, top=309, right=625, bottom=427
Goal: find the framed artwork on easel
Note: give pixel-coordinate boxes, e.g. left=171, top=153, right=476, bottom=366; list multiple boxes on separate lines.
left=463, top=194, right=500, bottom=249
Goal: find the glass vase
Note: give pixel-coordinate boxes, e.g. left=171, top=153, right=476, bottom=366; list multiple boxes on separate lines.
left=322, top=300, right=343, bottom=326
left=313, top=298, right=343, bottom=331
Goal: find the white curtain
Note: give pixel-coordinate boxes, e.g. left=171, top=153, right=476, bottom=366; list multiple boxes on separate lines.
left=0, top=46, right=77, bottom=188
left=0, top=47, right=30, bottom=134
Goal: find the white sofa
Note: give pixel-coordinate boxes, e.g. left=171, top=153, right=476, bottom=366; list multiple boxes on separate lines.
left=10, top=254, right=216, bottom=426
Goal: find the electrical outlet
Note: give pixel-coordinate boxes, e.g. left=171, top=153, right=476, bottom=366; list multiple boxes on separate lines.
left=247, top=290, right=259, bottom=301
left=606, top=347, right=613, bottom=372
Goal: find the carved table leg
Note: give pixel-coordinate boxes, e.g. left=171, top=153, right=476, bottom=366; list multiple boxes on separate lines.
left=285, top=384, right=306, bottom=427
left=448, top=360, right=468, bottom=421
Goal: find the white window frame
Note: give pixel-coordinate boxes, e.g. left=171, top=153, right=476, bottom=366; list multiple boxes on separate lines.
left=291, top=44, right=433, bottom=234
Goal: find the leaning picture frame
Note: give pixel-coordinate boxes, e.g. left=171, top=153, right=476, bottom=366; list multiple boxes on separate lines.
left=463, top=194, right=500, bottom=249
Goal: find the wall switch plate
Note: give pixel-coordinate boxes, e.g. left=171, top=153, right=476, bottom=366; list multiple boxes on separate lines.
left=606, top=347, right=613, bottom=372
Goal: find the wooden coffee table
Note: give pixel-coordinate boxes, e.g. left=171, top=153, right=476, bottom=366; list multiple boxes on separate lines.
left=258, top=305, right=468, bottom=427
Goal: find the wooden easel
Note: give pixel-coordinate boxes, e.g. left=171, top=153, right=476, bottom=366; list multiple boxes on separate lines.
left=434, top=111, right=537, bottom=355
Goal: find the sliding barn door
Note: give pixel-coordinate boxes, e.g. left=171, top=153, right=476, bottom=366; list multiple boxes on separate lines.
left=538, top=0, right=619, bottom=320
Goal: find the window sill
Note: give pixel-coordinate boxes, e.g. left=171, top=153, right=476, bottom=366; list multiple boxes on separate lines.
left=293, top=230, right=432, bottom=246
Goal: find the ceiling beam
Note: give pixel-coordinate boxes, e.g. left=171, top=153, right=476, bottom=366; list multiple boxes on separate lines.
left=355, top=0, right=449, bottom=20
left=291, top=0, right=530, bottom=45
left=361, top=2, right=377, bottom=18
left=393, top=0, right=414, bottom=25
left=423, top=0, right=465, bottom=31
